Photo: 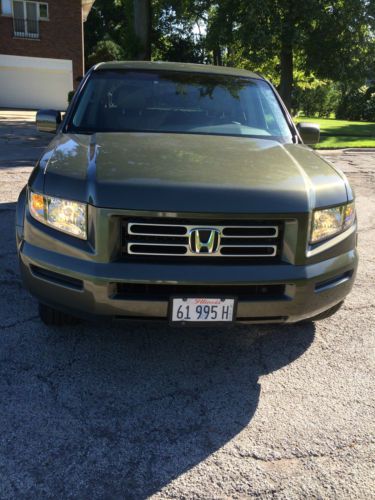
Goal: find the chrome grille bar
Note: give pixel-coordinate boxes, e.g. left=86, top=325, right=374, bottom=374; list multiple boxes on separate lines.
left=128, top=222, right=278, bottom=238
left=124, top=220, right=281, bottom=258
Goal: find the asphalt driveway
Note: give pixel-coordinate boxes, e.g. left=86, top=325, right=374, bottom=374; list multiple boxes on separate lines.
left=0, top=112, right=374, bottom=499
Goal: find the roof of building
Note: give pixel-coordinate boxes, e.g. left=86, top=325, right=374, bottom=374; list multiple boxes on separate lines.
left=82, top=0, right=95, bottom=21
left=94, top=61, right=263, bottom=79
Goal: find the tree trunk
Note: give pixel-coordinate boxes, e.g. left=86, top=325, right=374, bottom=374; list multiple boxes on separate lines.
left=279, top=9, right=294, bottom=112
left=279, top=37, right=293, bottom=111
left=214, top=46, right=222, bottom=66
left=133, top=0, right=151, bottom=60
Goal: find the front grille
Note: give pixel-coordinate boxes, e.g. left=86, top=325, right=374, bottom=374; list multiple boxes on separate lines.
left=113, top=283, right=286, bottom=301
left=122, top=218, right=283, bottom=260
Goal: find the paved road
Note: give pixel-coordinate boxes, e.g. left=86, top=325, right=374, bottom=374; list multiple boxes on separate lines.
left=0, top=113, right=374, bottom=499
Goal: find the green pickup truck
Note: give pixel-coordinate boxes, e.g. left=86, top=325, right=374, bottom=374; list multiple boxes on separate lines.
left=16, top=61, right=357, bottom=326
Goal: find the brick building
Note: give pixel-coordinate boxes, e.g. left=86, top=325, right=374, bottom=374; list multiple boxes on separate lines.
left=0, top=0, right=95, bottom=109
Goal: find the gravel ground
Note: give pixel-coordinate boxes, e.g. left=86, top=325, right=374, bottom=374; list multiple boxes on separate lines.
left=0, top=113, right=374, bottom=499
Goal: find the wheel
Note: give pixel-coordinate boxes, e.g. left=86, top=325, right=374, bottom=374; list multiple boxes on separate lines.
left=308, top=301, right=344, bottom=322
left=38, top=303, right=80, bottom=326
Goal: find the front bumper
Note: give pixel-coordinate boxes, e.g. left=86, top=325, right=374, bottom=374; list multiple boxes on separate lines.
left=19, top=240, right=358, bottom=324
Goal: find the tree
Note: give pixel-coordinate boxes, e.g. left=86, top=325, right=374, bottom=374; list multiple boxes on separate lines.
left=133, top=0, right=152, bottom=59
left=87, top=39, right=125, bottom=66
left=84, top=0, right=375, bottom=112
left=204, top=0, right=375, bottom=110
left=84, top=0, right=145, bottom=67
left=151, top=0, right=208, bottom=62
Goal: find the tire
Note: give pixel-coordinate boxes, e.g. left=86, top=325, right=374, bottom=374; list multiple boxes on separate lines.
left=308, top=301, right=344, bottom=322
left=38, top=303, right=80, bottom=326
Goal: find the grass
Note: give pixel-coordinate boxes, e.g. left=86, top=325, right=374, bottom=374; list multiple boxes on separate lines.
left=294, top=116, right=375, bottom=149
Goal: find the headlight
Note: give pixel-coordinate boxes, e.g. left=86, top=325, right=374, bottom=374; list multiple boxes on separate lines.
left=29, top=191, right=87, bottom=239
left=311, top=202, right=355, bottom=244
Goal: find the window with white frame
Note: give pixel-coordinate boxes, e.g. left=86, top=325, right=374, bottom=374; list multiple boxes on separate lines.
left=38, top=1, right=48, bottom=19
left=10, top=1, right=49, bottom=20
left=12, top=1, right=49, bottom=38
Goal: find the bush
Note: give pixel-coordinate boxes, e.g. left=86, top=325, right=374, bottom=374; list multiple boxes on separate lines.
left=336, top=87, right=375, bottom=121
left=87, top=40, right=124, bottom=67
left=293, top=83, right=340, bottom=118
left=67, top=90, right=75, bottom=105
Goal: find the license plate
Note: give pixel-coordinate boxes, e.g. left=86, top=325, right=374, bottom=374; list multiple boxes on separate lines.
left=170, top=298, right=235, bottom=323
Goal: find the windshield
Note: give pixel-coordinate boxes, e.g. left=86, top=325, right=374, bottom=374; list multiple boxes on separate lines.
left=67, top=70, right=293, bottom=142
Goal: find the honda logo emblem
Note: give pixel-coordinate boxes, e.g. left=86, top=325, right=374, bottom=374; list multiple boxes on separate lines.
left=189, top=228, right=221, bottom=254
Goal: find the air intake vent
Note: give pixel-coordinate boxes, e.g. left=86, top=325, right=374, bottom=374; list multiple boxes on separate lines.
left=114, top=283, right=286, bottom=300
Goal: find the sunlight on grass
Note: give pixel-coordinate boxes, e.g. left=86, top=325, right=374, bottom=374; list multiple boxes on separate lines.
left=315, top=136, right=375, bottom=149
left=295, top=116, right=375, bottom=149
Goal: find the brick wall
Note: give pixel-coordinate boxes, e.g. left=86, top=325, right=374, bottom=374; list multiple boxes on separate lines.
left=0, top=0, right=84, bottom=86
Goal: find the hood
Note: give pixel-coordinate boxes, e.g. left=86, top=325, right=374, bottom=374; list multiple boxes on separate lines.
left=41, top=132, right=348, bottom=213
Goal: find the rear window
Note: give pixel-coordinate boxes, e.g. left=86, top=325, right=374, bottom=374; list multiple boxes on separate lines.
left=67, top=70, right=293, bottom=142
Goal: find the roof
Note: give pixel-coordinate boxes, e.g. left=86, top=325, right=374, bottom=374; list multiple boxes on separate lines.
left=82, top=0, right=95, bottom=21
left=94, top=61, right=262, bottom=80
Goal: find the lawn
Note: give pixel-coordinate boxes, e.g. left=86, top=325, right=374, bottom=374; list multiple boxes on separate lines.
left=294, top=116, right=375, bottom=149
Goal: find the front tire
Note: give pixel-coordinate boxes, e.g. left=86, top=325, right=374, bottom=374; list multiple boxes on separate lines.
left=38, top=303, right=80, bottom=326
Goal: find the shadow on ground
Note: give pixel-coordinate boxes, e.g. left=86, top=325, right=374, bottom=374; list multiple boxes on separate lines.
left=0, top=120, right=49, bottom=168
left=0, top=201, right=315, bottom=498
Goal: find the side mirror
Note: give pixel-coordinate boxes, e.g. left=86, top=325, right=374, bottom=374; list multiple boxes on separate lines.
left=296, top=122, right=320, bottom=145
left=36, top=109, right=61, bottom=133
